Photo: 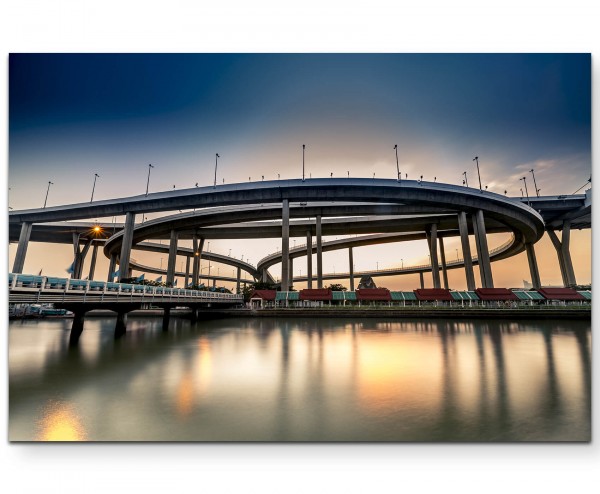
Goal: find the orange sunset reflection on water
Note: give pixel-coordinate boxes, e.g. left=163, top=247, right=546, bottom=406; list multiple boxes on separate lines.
left=175, top=337, right=213, bottom=418
left=35, top=399, right=86, bottom=441
left=355, top=332, right=444, bottom=415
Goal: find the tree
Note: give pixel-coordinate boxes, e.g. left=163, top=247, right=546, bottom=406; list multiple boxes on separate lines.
left=326, top=283, right=347, bottom=291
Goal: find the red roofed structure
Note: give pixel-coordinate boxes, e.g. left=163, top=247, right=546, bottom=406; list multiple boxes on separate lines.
left=537, top=288, right=585, bottom=301
left=475, top=288, right=519, bottom=301
left=356, top=288, right=392, bottom=301
left=300, top=288, right=333, bottom=301
left=414, top=288, right=453, bottom=301
left=249, top=290, right=276, bottom=301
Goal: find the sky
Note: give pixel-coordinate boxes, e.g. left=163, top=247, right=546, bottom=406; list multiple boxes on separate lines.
left=8, top=54, right=592, bottom=288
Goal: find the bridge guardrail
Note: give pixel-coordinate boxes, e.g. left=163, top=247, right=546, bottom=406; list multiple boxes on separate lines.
left=9, top=274, right=243, bottom=304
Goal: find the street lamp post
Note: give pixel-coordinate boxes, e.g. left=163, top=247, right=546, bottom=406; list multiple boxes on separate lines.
left=401, top=258, right=404, bottom=269
left=214, top=154, right=220, bottom=188
left=302, top=145, right=305, bottom=182
left=145, top=164, right=154, bottom=196
left=530, top=169, right=540, bottom=197
left=456, top=249, right=459, bottom=261
left=43, top=181, right=53, bottom=208
left=462, top=171, right=468, bottom=187
left=90, top=173, right=100, bottom=202
left=394, top=144, right=400, bottom=182
left=473, top=156, right=482, bottom=192
left=520, top=177, right=531, bottom=206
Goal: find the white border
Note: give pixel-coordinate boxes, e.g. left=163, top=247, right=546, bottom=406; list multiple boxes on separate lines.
left=1, top=1, right=598, bottom=492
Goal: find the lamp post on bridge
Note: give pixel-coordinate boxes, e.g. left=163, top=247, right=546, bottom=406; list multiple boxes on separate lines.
left=530, top=169, right=540, bottom=197
left=520, top=176, right=531, bottom=206
left=90, top=173, right=100, bottom=202
left=43, top=181, right=53, bottom=208
left=394, top=144, right=400, bottom=182
left=473, top=156, right=482, bottom=192
left=462, top=171, right=468, bottom=187
left=302, top=144, right=305, bottom=182
left=214, top=154, right=220, bottom=188
left=145, top=164, right=154, bottom=196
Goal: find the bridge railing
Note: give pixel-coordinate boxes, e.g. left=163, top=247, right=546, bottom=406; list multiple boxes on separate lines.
left=9, top=274, right=243, bottom=303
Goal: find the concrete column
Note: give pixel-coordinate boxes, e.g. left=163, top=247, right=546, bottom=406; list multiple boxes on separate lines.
left=69, top=311, right=86, bottom=346
left=281, top=199, right=290, bottom=291
left=349, top=246, right=355, bottom=291
left=525, top=242, right=541, bottom=289
left=236, top=266, right=241, bottom=293
left=12, top=222, right=32, bottom=274
left=115, top=312, right=127, bottom=339
left=473, top=210, right=494, bottom=288
left=262, top=269, right=269, bottom=283
left=457, top=211, right=476, bottom=291
left=438, top=236, right=449, bottom=289
left=74, top=238, right=93, bottom=279
left=306, top=230, right=313, bottom=289
left=419, top=271, right=425, bottom=289
left=107, top=253, right=117, bottom=282
left=192, top=237, right=204, bottom=286
left=166, top=229, right=178, bottom=286
left=560, top=220, right=576, bottom=286
left=118, top=212, right=136, bottom=282
left=316, top=215, right=323, bottom=288
left=289, top=256, right=294, bottom=289
left=547, top=223, right=577, bottom=287
left=184, top=256, right=190, bottom=287
left=547, top=229, right=569, bottom=287
left=162, top=307, right=171, bottom=331
left=212, top=278, right=216, bottom=288
left=88, top=243, right=99, bottom=281
left=427, top=224, right=441, bottom=289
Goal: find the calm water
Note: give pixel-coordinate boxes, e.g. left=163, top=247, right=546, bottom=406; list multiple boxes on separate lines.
left=9, top=316, right=591, bottom=442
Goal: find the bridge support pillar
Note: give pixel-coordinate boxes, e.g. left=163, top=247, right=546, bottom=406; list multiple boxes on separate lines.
left=306, top=230, right=313, bottom=289
left=426, top=224, right=441, bottom=289
left=12, top=222, right=32, bottom=274
left=458, top=211, right=476, bottom=291
left=166, top=229, right=179, bottom=286
left=419, top=271, right=425, bottom=289
left=525, top=242, right=542, bottom=289
left=88, top=243, right=99, bottom=280
left=547, top=222, right=577, bottom=287
left=69, top=311, right=86, bottom=346
left=192, top=237, right=204, bottom=287
left=236, top=267, right=241, bottom=293
left=107, top=253, right=117, bottom=282
left=349, top=247, right=355, bottom=291
left=118, top=212, right=136, bottom=282
left=439, top=236, right=449, bottom=289
left=289, top=256, right=293, bottom=290
left=162, top=307, right=171, bottom=331
left=262, top=269, right=269, bottom=283
left=72, top=235, right=93, bottom=279
left=115, top=312, right=128, bottom=339
left=473, top=210, right=494, bottom=288
left=184, top=257, right=190, bottom=287
left=281, top=199, right=290, bottom=291
left=316, top=215, right=323, bottom=288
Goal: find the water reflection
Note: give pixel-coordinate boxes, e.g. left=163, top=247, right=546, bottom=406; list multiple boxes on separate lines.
left=9, top=316, right=591, bottom=442
left=35, top=399, right=86, bottom=441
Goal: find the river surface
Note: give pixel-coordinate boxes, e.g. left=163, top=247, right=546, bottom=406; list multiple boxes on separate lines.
left=8, top=316, right=591, bottom=442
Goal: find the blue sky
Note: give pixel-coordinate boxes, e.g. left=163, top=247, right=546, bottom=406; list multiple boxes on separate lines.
left=8, top=54, right=591, bottom=286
